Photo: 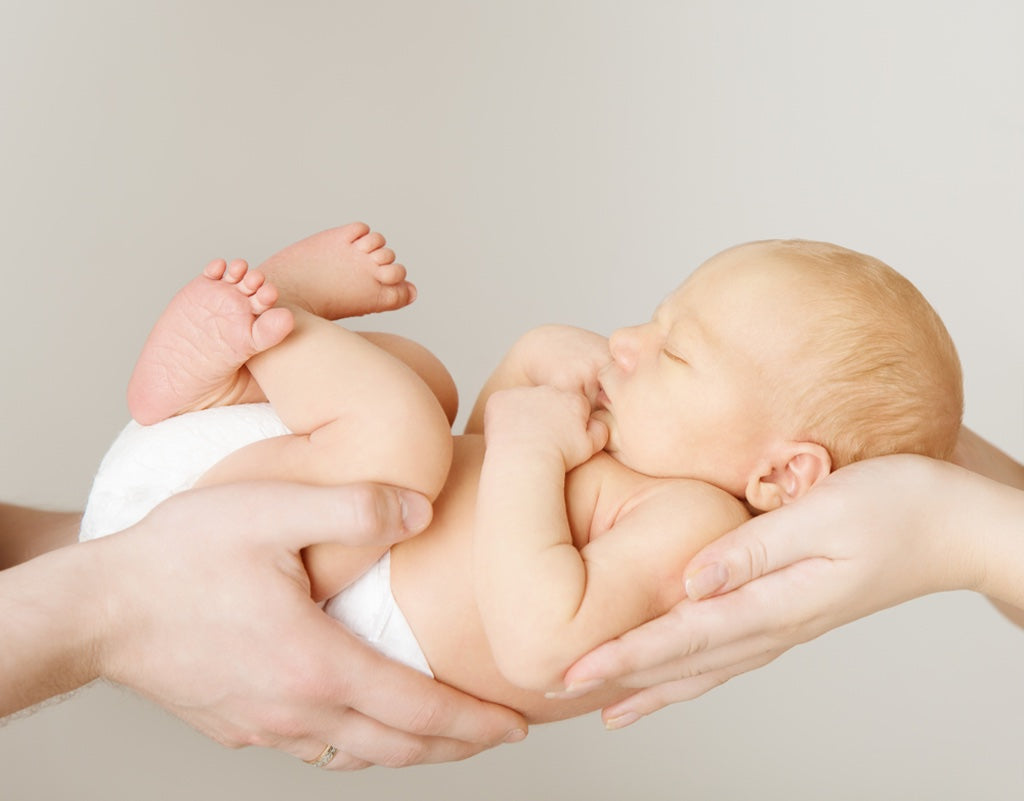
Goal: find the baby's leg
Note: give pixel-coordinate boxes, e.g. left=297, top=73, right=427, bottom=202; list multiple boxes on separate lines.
left=251, top=221, right=451, bottom=417
left=359, top=332, right=459, bottom=426
left=196, top=221, right=453, bottom=497
left=198, top=310, right=453, bottom=498
left=195, top=313, right=454, bottom=601
left=127, top=259, right=294, bottom=426
left=129, top=223, right=416, bottom=426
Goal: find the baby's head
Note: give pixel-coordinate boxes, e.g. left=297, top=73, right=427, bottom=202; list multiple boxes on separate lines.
left=593, top=239, right=963, bottom=511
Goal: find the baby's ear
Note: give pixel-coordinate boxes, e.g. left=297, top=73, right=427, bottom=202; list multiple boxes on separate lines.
left=744, top=443, right=831, bottom=512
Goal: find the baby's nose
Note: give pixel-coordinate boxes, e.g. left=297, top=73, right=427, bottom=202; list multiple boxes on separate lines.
left=608, top=326, right=642, bottom=372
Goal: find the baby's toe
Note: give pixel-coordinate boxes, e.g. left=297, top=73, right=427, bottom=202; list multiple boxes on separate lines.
left=251, top=282, right=279, bottom=314
left=203, top=259, right=228, bottom=280
left=378, top=281, right=417, bottom=310
left=223, top=259, right=249, bottom=284
left=355, top=231, right=386, bottom=253
left=239, top=269, right=266, bottom=296
left=337, top=221, right=371, bottom=243
left=251, top=307, right=294, bottom=352
left=371, top=246, right=396, bottom=266
left=375, top=262, right=407, bottom=286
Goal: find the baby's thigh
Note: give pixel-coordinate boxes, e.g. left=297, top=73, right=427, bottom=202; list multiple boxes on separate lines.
left=358, top=332, right=459, bottom=425
left=304, top=542, right=388, bottom=603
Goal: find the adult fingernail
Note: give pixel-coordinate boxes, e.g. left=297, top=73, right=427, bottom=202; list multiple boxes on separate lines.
left=685, top=562, right=728, bottom=600
left=399, top=491, right=432, bottom=533
left=544, top=678, right=605, bottom=700
left=604, top=711, right=641, bottom=730
left=503, top=728, right=527, bottom=743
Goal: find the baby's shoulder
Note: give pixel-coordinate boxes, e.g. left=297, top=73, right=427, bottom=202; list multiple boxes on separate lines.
left=621, top=474, right=749, bottom=530
left=572, top=454, right=750, bottom=538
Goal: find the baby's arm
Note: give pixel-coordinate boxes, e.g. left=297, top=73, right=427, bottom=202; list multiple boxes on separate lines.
left=465, top=326, right=608, bottom=434
left=474, top=387, right=748, bottom=691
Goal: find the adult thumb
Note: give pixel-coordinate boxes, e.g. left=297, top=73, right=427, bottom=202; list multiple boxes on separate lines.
left=192, top=481, right=433, bottom=550
left=682, top=504, right=814, bottom=600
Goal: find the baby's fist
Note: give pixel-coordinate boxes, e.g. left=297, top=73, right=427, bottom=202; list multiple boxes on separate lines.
left=484, top=386, right=608, bottom=470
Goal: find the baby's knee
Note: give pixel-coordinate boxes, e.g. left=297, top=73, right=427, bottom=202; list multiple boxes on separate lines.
left=376, top=390, right=453, bottom=502
left=359, top=332, right=459, bottom=425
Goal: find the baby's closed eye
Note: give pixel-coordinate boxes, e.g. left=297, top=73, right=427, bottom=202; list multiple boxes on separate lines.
left=661, top=349, right=688, bottom=366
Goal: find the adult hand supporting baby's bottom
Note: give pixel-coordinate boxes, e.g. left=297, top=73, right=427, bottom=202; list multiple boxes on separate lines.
left=90, top=481, right=527, bottom=768
left=560, top=452, right=1024, bottom=729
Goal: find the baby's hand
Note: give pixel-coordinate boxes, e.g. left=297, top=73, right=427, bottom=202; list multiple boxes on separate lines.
left=516, top=326, right=610, bottom=406
left=484, top=386, right=609, bottom=471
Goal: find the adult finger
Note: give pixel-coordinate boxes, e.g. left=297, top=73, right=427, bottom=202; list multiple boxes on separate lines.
left=561, top=588, right=768, bottom=689
left=682, top=500, right=826, bottom=600
left=318, top=708, right=502, bottom=768
left=563, top=565, right=825, bottom=691
left=614, top=631, right=783, bottom=690
left=170, top=482, right=433, bottom=550
left=310, top=621, right=528, bottom=747
left=600, top=649, right=785, bottom=727
left=288, top=738, right=369, bottom=771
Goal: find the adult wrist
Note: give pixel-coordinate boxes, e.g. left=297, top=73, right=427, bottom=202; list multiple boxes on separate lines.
left=971, top=475, right=1024, bottom=607
left=914, top=459, right=1024, bottom=601
left=81, top=533, right=142, bottom=686
left=0, top=539, right=107, bottom=715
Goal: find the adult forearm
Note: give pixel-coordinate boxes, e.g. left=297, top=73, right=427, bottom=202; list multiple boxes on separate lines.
left=0, top=503, right=81, bottom=570
left=0, top=539, right=104, bottom=717
left=953, top=428, right=1024, bottom=489
left=967, top=474, right=1024, bottom=613
left=951, top=429, right=1024, bottom=624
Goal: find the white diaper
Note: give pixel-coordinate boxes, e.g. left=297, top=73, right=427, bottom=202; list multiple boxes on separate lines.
left=80, top=403, right=432, bottom=677
left=81, top=404, right=291, bottom=542
left=323, top=551, right=432, bottom=676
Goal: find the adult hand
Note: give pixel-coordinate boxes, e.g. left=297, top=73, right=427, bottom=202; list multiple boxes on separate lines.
left=92, top=481, right=527, bottom=768
left=561, top=455, right=986, bottom=728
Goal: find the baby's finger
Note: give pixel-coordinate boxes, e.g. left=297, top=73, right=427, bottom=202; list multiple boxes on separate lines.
left=587, top=418, right=609, bottom=453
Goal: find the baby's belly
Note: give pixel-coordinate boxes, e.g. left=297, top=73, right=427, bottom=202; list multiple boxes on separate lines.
left=390, top=436, right=484, bottom=686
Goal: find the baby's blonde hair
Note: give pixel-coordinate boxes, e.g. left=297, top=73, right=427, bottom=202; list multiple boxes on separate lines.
left=759, top=239, right=963, bottom=466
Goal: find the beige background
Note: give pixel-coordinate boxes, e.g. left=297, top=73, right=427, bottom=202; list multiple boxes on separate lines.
left=2, top=1, right=1022, bottom=799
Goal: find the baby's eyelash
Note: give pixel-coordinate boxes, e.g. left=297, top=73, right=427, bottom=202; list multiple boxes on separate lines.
left=661, top=349, right=688, bottom=365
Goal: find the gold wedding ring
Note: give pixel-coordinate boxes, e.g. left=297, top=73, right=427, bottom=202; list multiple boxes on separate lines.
left=305, top=744, right=339, bottom=768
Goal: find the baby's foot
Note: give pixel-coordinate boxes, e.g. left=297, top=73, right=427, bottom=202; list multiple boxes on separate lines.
left=127, top=259, right=295, bottom=425
left=257, top=222, right=416, bottom=320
